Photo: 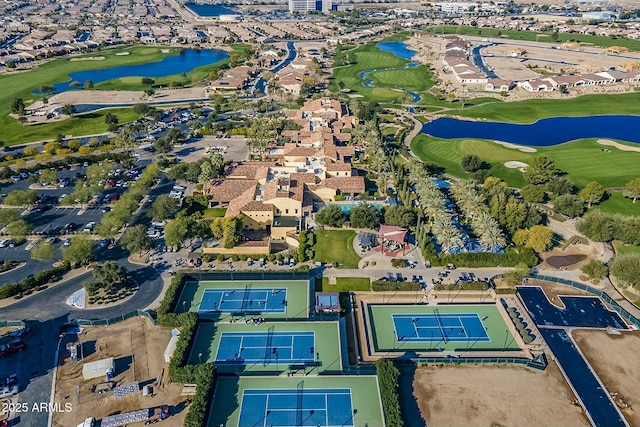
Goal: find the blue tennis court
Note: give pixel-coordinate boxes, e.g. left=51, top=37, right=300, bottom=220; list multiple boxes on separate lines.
left=198, top=287, right=287, bottom=314
left=393, top=312, right=489, bottom=343
left=239, top=388, right=354, bottom=427
left=215, top=331, right=316, bottom=365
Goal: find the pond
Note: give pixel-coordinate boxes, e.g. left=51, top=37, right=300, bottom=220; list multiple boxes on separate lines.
left=47, top=48, right=229, bottom=93
left=422, top=116, right=640, bottom=146
left=184, top=3, right=237, bottom=16
left=376, top=41, right=417, bottom=61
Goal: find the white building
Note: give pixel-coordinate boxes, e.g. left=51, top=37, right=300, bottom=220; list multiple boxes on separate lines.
left=289, top=0, right=331, bottom=13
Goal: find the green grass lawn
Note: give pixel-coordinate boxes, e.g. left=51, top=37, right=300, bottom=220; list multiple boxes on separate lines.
left=0, top=44, right=246, bottom=145
left=314, top=229, right=361, bottom=269
left=411, top=135, right=640, bottom=188
left=454, top=92, right=640, bottom=123
left=202, top=207, right=227, bottom=218
left=329, top=41, right=409, bottom=103
left=614, top=240, right=640, bottom=255
left=428, top=26, right=640, bottom=51
left=321, top=277, right=371, bottom=292
left=594, top=192, right=640, bottom=216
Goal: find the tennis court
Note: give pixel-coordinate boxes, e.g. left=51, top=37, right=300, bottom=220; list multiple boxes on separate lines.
left=238, top=388, right=353, bottom=427
left=367, top=304, right=520, bottom=352
left=175, top=279, right=309, bottom=320
left=189, top=321, right=343, bottom=373
left=216, top=331, right=316, bottom=365
left=199, top=288, right=287, bottom=314
left=393, top=312, right=489, bottom=343
left=208, top=376, right=385, bottom=427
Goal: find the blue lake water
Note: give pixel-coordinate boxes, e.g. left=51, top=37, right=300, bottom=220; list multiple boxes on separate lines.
left=47, top=48, right=228, bottom=93
left=376, top=41, right=417, bottom=61
left=422, top=116, right=640, bottom=146
left=184, top=3, right=236, bottom=16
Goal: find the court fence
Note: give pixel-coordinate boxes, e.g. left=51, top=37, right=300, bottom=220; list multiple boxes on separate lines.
left=518, top=273, right=640, bottom=328
left=68, top=310, right=156, bottom=327
left=0, top=320, right=26, bottom=328
left=406, top=352, right=548, bottom=370
left=185, top=271, right=311, bottom=282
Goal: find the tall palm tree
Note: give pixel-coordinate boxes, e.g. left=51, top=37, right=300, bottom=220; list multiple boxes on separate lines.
left=432, top=216, right=463, bottom=252
left=474, top=213, right=506, bottom=249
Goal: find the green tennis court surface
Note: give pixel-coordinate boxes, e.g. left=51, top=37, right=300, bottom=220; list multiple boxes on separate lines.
left=368, top=304, right=520, bottom=352
left=176, top=279, right=310, bottom=320
left=189, top=321, right=343, bottom=374
left=208, top=376, right=385, bottom=427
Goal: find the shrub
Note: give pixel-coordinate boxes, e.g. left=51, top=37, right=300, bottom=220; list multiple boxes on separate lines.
left=437, top=249, right=538, bottom=268
left=372, top=280, right=421, bottom=291
left=391, top=259, right=407, bottom=268
left=376, top=358, right=403, bottom=427
left=216, top=254, right=224, bottom=262
left=0, top=261, right=71, bottom=300
left=157, top=272, right=188, bottom=326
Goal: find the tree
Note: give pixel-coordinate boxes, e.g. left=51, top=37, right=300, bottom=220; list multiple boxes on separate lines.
left=84, top=80, right=94, bottom=89
left=11, top=98, right=25, bottom=116
left=164, top=216, right=190, bottom=248
left=554, top=194, right=585, bottom=217
left=61, top=104, right=77, bottom=116
left=121, top=225, right=151, bottom=255
left=31, top=241, right=57, bottom=261
left=315, top=205, right=346, bottom=228
left=460, top=154, right=483, bottom=173
left=577, top=210, right=615, bottom=242
left=61, top=235, right=93, bottom=265
left=610, top=254, right=640, bottom=288
left=104, top=112, right=119, bottom=131
left=221, top=216, right=243, bottom=248
left=384, top=205, right=417, bottom=228
left=523, top=156, right=558, bottom=185
left=520, top=184, right=546, bottom=203
left=166, top=127, right=185, bottom=145
left=147, top=195, right=179, bottom=221
left=142, top=77, right=155, bottom=86
left=581, top=260, right=608, bottom=281
left=93, top=261, right=126, bottom=292
left=0, top=209, right=18, bottom=227
left=154, top=137, right=173, bottom=154
left=39, top=169, right=58, bottom=185
left=349, top=203, right=380, bottom=229
left=579, top=181, right=605, bottom=208
left=23, top=145, right=39, bottom=156
left=4, top=190, right=38, bottom=207
left=547, top=176, right=575, bottom=196
left=6, top=219, right=32, bottom=239
left=525, top=225, right=553, bottom=252
left=623, top=177, right=640, bottom=203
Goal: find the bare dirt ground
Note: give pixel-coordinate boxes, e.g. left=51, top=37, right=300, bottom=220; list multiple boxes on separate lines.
left=573, top=330, right=640, bottom=426
left=413, top=362, right=590, bottom=427
left=52, top=317, right=188, bottom=427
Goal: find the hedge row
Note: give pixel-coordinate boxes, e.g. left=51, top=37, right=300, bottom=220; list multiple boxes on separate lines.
left=157, top=272, right=187, bottom=326
left=433, top=281, right=491, bottom=291
left=183, top=363, right=217, bottom=427
left=372, top=281, right=422, bottom=291
left=437, top=248, right=538, bottom=268
left=0, top=261, right=71, bottom=300
left=376, top=358, right=404, bottom=427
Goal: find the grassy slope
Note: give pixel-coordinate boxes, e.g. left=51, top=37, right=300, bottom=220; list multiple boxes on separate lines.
left=428, top=26, right=640, bottom=51
left=313, top=230, right=361, bottom=269
left=411, top=135, right=640, bottom=188
left=1, top=45, right=245, bottom=145
left=596, top=192, right=640, bottom=216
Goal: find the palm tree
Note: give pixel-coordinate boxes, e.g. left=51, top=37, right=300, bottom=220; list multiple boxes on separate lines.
left=432, top=216, right=463, bottom=253
left=474, top=213, right=506, bottom=249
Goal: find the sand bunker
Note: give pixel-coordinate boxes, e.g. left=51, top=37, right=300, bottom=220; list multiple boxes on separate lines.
left=115, top=52, right=130, bottom=56
left=69, top=56, right=105, bottom=62
left=597, top=139, right=640, bottom=153
left=504, top=161, right=528, bottom=171
left=494, top=140, right=537, bottom=152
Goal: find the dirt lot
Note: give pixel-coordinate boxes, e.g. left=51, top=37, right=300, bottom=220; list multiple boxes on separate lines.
left=413, top=362, right=590, bottom=427
left=573, top=330, right=640, bottom=426
left=52, top=317, right=189, bottom=427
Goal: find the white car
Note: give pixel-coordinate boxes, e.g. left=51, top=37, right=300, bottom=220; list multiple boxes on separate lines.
left=84, top=222, right=96, bottom=232
left=0, top=239, right=12, bottom=248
